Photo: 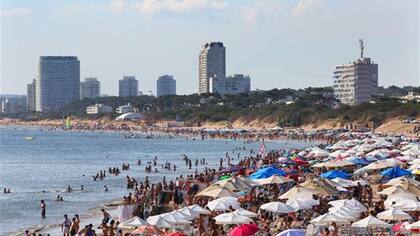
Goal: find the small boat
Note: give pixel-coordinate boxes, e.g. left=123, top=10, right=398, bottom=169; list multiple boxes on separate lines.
left=25, top=136, right=36, bottom=140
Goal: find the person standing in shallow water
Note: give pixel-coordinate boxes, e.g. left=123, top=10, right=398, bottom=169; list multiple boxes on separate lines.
left=40, top=200, right=46, bottom=219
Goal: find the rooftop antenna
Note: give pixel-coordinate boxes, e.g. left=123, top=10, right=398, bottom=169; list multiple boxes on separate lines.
left=359, top=38, right=364, bottom=58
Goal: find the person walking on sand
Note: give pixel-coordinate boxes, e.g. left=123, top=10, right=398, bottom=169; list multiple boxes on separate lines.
left=61, top=214, right=71, bottom=236
left=40, top=200, right=46, bottom=219
left=101, top=209, right=111, bottom=224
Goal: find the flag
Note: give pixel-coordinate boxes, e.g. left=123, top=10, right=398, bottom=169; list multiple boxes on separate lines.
left=258, top=142, right=268, bottom=158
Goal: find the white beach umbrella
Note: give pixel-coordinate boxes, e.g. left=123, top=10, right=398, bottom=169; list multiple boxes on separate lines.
left=177, top=207, right=200, bottom=219
left=407, top=221, right=420, bottom=230
left=214, top=212, right=253, bottom=225
left=390, top=199, right=420, bottom=211
left=187, top=204, right=211, bottom=215
left=146, top=215, right=174, bottom=228
left=119, top=216, right=149, bottom=229
left=206, top=197, right=240, bottom=211
left=351, top=215, right=391, bottom=228
left=279, top=186, right=316, bottom=200
left=260, top=201, right=295, bottom=213
left=310, top=213, right=350, bottom=225
left=377, top=208, right=411, bottom=221
left=331, top=177, right=357, bottom=187
left=286, top=198, right=319, bottom=211
left=253, top=175, right=292, bottom=185
left=329, top=198, right=367, bottom=212
left=160, top=212, right=191, bottom=224
left=233, top=208, right=258, bottom=218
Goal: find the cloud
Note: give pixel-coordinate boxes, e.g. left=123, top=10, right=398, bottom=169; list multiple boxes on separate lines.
left=132, top=0, right=227, bottom=14
left=241, top=1, right=285, bottom=28
left=291, top=0, right=322, bottom=19
left=108, top=0, right=128, bottom=12
left=0, top=8, right=32, bottom=17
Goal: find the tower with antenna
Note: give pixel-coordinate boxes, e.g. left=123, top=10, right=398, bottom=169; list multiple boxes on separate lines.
left=359, top=38, right=364, bottom=58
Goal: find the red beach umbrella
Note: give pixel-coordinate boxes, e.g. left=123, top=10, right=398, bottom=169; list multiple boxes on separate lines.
left=229, top=223, right=259, bottom=236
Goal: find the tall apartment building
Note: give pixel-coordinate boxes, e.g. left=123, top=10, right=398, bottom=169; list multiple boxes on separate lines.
left=80, top=77, right=101, bottom=99
left=35, top=56, right=80, bottom=112
left=333, top=40, right=378, bottom=105
left=27, top=79, right=36, bottom=111
left=156, top=75, right=176, bottom=97
left=198, top=42, right=226, bottom=94
left=119, top=76, right=138, bottom=97
left=209, top=74, right=251, bottom=95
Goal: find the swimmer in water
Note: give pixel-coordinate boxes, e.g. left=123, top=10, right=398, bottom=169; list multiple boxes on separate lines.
left=104, top=185, right=108, bottom=192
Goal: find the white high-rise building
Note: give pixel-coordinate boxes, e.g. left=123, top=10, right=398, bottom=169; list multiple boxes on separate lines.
left=198, top=42, right=226, bottom=94
left=333, top=40, right=378, bottom=105
left=27, top=79, right=36, bottom=111
left=156, top=75, right=176, bottom=97
left=80, top=77, right=100, bottom=99
left=35, top=56, right=80, bottom=112
left=209, top=74, right=251, bottom=95
left=119, top=76, right=138, bottom=97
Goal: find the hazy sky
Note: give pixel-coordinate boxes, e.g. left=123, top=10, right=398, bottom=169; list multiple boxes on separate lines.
left=1, top=0, right=419, bottom=95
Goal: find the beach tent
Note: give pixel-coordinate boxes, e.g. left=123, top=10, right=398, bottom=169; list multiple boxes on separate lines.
left=279, top=186, right=316, bottom=200
left=206, top=197, right=240, bottom=211
left=131, top=225, right=164, bottom=236
left=380, top=166, right=411, bottom=179
left=253, top=175, right=292, bottom=186
left=249, top=166, right=286, bottom=179
left=377, top=208, right=411, bottom=221
left=233, top=208, right=258, bottom=218
left=276, top=229, right=305, bottom=236
left=214, top=212, right=254, bottom=225
left=351, top=215, right=391, bottom=228
left=260, top=201, right=295, bottom=213
left=228, top=223, right=259, bottom=236
left=286, top=198, right=319, bottom=211
left=320, top=170, right=351, bottom=179
left=119, top=216, right=149, bottom=229
left=187, top=204, right=211, bottom=215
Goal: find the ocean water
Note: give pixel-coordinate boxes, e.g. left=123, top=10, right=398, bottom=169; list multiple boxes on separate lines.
left=0, top=126, right=314, bottom=236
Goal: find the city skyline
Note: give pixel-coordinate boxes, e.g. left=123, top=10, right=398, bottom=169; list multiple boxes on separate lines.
left=1, top=0, right=419, bottom=96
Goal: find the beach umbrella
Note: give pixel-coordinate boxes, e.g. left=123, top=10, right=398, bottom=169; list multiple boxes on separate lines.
left=215, top=176, right=254, bottom=191
left=330, top=177, right=357, bottom=187
left=160, top=212, right=191, bottom=224
left=131, top=225, right=164, bottom=236
left=300, top=179, right=340, bottom=197
left=308, top=148, right=330, bottom=158
left=377, top=208, right=411, bottom=221
left=119, top=216, right=149, bottom=229
left=196, top=186, right=242, bottom=198
left=253, top=175, right=292, bottom=186
left=214, top=212, right=254, bottom=225
left=310, top=213, right=350, bottom=225
left=286, top=198, right=319, bottom=211
left=291, top=156, right=308, bottom=165
left=329, top=198, right=367, bottom=212
left=320, top=170, right=351, bottom=179
left=219, top=175, right=231, bottom=180
left=260, top=201, right=295, bottom=213
left=249, top=166, right=286, bottom=179
left=380, top=166, right=411, bottom=179
left=228, top=223, right=259, bottom=236
left=176, top=207, right=199, bottom=219
left=385, top=176, right=420, bottom=187
left=277, top=157, right=294, bottom=164
left=233, top=208, right=258, bottom=218
left=275, top=229, right=305, bottom=236
left=164, top=232, right=186, bottom=236
left=348, top=157, right=370, bottom=166
left=147, top=215, right=174, bottom=228
left=207, top=197, right=240, bottom=211
left=351, top=215, right=391, bottom=228
left=407, top=221, right=420, bottom=230
left=187, top=204, right=211, bottom=215
left=390, top=199, right=420, bottom=211
left=392, top=222, right=410, bottom=232
left=279, top=186, right=316, bottom=200
left=354, top=159, right=403, bottom=174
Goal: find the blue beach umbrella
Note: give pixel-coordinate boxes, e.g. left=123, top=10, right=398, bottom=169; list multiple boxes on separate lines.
left=249, top=166, right=286, bottom=179
left=320, top=170, right=351, bottom=179
left=380, top=166, right=411, bottom=179
left=349, top=157, right=371, bottom=166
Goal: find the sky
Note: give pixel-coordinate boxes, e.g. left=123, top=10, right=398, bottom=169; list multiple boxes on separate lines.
left=1, top=0, right=419, bottom=96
